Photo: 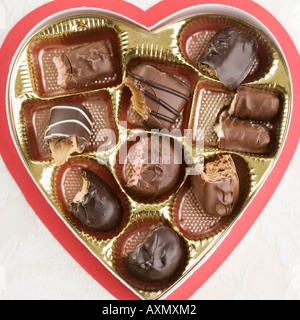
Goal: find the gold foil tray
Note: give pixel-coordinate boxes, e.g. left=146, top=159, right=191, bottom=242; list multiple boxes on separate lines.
left=7, top=11, right=291, bottom=300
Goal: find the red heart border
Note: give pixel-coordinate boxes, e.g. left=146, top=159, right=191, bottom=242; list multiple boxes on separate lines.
left=0, top=0, right=299, bottom=300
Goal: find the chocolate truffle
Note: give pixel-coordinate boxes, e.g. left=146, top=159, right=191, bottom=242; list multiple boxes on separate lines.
left=229, top=86, right=280, bottom=121
left=44, top=103, right=93, bottom=166
left=53, top=40, right=114, bottom=90
left=191, top=154, right=240, bottom=217
left=123, top=135, right=182, bottom=200
left=199, top=28, right=258, bottom=89
left=123, top=224, right=184, bottom=282
left=124, top=63, right=191, bottom=130
left=70, top=169, right=123, bottom=232
left=215, top=117, right=271, bottom=154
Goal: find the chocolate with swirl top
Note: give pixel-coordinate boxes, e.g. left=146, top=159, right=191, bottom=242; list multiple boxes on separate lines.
left=124, top=63, right=191, bottom=130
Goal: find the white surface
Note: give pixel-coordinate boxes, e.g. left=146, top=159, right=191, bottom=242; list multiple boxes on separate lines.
left=0, top=0, right=299, bottom=300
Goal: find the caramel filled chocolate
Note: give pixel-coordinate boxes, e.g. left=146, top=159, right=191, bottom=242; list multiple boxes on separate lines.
left=123, top=224, right=183, bottom=282
left=199, top=28, right=258, bottom=89
left=44, top=103, right=93, bottom=166
left=191, top=154, right=240, bottom=217
left=124, top=63, right=191, bottom=130
left=53, top=41, right=114, bottom=90
left=229, top=86, right=280, bottom=121
left=70, top=169, right=123, bottom=232
left=216, top=117, right=271, bottom=154
left=123, top=135, right=182, bottom=200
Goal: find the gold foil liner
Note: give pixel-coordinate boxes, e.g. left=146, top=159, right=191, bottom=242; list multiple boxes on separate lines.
left=7, top=11, right=292, bottom=300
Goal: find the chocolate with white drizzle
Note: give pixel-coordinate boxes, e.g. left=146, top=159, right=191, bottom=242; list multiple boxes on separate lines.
left=44, top=103, right=93, bottom=166
left=124, top=63, right=191, bottom=130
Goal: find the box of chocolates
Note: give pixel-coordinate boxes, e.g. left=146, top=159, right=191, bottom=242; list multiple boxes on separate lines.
left=4, top=1, right=296, bottom=300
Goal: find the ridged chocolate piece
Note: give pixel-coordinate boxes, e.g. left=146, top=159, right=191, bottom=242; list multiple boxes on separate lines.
left=199, top=28, right=258, bottom=89
left=123, top=225, right=183, bottom=282
left=53, top=40, right=114, bottom=90
left=125, top=63, right=191, bottom=130
left=71, top=170, right=123, bottom=232
left=124, top=135, right=182, bottom=200
left=229, top=86, right=280, bottom=121
left=216, top=117, right=271, bottom=154
left=191, top=154, right=240, bottom=217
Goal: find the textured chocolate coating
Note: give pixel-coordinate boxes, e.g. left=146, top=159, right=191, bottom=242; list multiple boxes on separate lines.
left=217, top=117, right=271, bottom=154
left=125, top=63, right=191, bottom=130
left=54, top=41, right=114, bottom=90
left=71, top=170, right=123, bottom=232
left=199, top=28, right=258, bottom=89
left=230, top=86, right=280, bottom=121
left=44, top=103, right=93, bottom=146
left=124, top=136, right=182, bottom=200
left=191, top=154, right=240, bottom=217
left=123, top=225, right=183, bottom=282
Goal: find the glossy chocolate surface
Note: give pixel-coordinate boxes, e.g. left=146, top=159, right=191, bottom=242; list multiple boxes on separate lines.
left=55, top=40, right=114, bottom=90
left=125, top=63, right=191, bottom=130
left=191, top=154, right=240, bottom=217
left=44, top=103, right=93, bottom=146
left=199, top=28, right=258, bottom=89
left=230, top=86, right=280, bottom=121
left=123, top=225, right=183, bottom=282
left=123, top=135, right=182, bottom=200
left=71, top=169, right=123, bottom=232
left=217, top=117, right=271, bottom=154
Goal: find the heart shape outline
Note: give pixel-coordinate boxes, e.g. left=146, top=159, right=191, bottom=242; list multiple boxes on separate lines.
left=0, top=0, right=299, bottom=300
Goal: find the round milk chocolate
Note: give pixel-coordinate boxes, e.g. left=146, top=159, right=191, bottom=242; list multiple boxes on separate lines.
left=123, top=225, right=183, bottom=282
left=71, top=169, right=123, bottom=232
left=123, top=135, right=182, bottom=200
left=191, top=154, right=240, bottom=217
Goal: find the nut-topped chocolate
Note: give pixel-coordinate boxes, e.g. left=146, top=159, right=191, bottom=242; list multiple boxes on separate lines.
left=70, top=169, right=123, bottom=232
left=124, top=63, right=191, bottom=130
left=199, top=28, right=258, bottom=89
left=191, top=154, right=240, bottom=217
left=53, top=40, right=114, bottom=90
left=123, top=135, right=182, bottom=200
left=123, top=224, right=184, bottom=282
left=44, top=103, right=93, bottom=166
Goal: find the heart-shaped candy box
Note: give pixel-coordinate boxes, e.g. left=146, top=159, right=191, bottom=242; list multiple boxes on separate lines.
left=5, top=2, right=294, bottom=300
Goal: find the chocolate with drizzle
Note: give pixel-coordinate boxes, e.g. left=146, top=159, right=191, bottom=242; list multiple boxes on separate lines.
left=125, top=63, right=191, bottom=130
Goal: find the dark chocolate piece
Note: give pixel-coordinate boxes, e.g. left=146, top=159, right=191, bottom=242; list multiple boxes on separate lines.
left=229, top=86, right=280, bottom=121
left=191, top=154, right=240, bottom=217
left=71, top=169, right=123, bottom=232
left=124, top=63, right=191, bottom=130
left=199, top=28, right=258, bottom=89
left=216, top=117, right=271, bottom=154
left=123, top=135, right=182, bottom=200
left=123, top=225, right=183, bottom=282
left=44, top=103, right=93, bottom=166
left=53, top=41, right=114, bottom=90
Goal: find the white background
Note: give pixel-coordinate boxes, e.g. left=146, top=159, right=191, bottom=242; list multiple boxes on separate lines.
left=0, top=0, right=299, bottom=300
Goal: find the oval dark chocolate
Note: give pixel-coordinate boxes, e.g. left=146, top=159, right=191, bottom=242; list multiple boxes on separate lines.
left=71, top=169, right=123, bottom=232
left=123, top=225, right=183, bottom=282
left=199, top=28, right=258, bottom=90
